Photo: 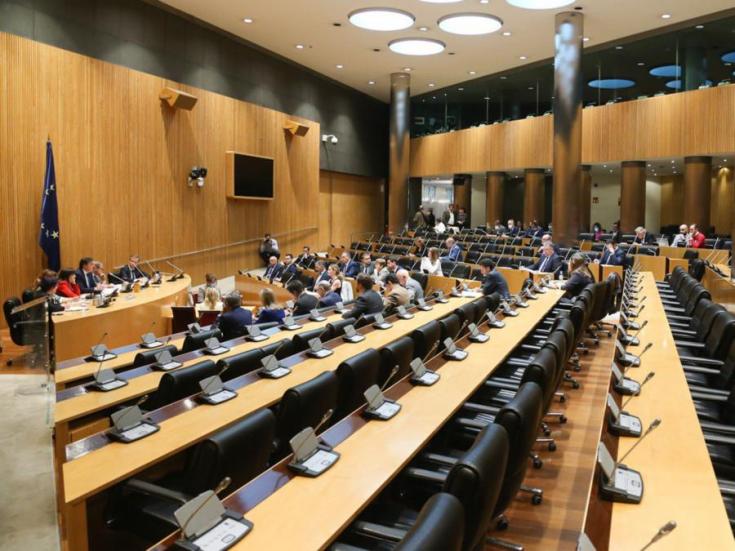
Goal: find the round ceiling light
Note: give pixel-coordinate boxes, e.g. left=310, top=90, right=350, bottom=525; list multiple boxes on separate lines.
left=722, top=51, right=735, bottom=63
left=389, top=38, right=446, bottom=56
left=649, top=65, right=681, bottom=77
left=438, top=13, right=503, bottom=35
left=588, top=79, right=635, bottom=89
left=506, top=0, right=576, bottom=9
left=348, top=8, right=415, bottom=32
left=666, top=80, right=682, bottom=89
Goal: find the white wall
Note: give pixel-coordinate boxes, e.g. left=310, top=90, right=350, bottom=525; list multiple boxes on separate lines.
left=645, top=178, right=662, bottom=233
left=471, top=173, right=487, bottom=227
left=589, top=171, right=620, bottom=230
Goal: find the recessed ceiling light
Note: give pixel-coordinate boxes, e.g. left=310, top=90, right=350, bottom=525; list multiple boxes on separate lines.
left=418, top=26, right=429, bottom=31
left=438, top=13, right=504, bottom=36
left=481, top=0, right=490, bottom=4
left=637, top=62, right=645, bottom=66
left=528, top=86, right=534, bottom=90
left=583, top=36, right=590, bottom=42
left=500, top=76, right=507, bottom=79
left=421, top=0, right=462, bottom=3
left=428, top=83, right=435, bottom=87
left=505, top=0, right=575, bottom=9
left=589, top=79, right=636, bottom=89
left=468, top=70, right=477, bottom=75
left=661, top=13, right=672, bottom=19
left=615, top=45, right=624, bottom=50
left=295, top=44, right=305, bottom=49
left=696, top=24, right=704, bottom=29
left=403, top=67, right=413, bottom=73
left=243, top=17, right=253, bottom=23
left=389, top=38, right=446, bottom=56
left=484, top=96, right=490, bottom=100
left=519, top=55, right=527, bottom=60
left=458, top=87, right=464, bottom=91
left=502, top=31, right=512, bottom=36
left=349, top=8, right=415, bottom=32
left=368, top=80, right=375, bottom=85
left=336, top=64, right=344, bottom=69
left=603, top=164, right=607, bottom=168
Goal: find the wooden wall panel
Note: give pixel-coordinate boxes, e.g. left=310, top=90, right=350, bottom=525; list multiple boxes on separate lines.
left=0, top=32, right=322, bottom=319
left=660, top=175, right=684, bottom=227
left=410, top=86, right=735, bottom=176
left=319, top=171, right=385, bottom=249
left=711, top=167, right=735, bottom=234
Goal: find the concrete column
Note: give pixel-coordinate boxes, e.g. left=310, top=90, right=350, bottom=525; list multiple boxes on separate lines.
left=620, top=161, right=646, bottom=232
left=388, top=72, right=410, bottom=232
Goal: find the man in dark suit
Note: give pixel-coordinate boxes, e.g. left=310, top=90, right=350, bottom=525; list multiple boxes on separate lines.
left=296, top=246, right=313, bottom=267
left=287, top=280, right=318, bottom=316
left=281, top=254, right=298, bottom=283
left=529, top=243, right=562, bottom=274
left=215, top=293, right=252, bottom=341
left=440, top=237, right=462, bottom=262
left=264, top=256, right=284, bottom=282
left=357, top=252, right=374, bottom=276
left=342, top=274, right=383, bottom=319
left=316, top=281, right=342, bottom=308
left=312, top=260, right=330, bottom=289
left=633, top=226, right=655, bottom=245
left=76, top=256, right=97, bottom=294
left=339, top=252, right=359, bottom=278
left=119, top=254, right=150, bottom=283
left=598, top=241, right=625, bottom=266
left=479, top=259, right=511, bottom=300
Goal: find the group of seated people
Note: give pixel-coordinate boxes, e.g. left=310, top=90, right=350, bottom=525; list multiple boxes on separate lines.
left=589, top=221, right=710, bottom=248
left=670, top=223, right=708, bottom=248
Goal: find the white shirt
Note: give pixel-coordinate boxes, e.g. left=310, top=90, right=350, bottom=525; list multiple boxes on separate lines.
left=340, top=280, right=354, bottom=302
left=448, top=212, right=455, bottom=225
left=420, top=257, right=443, bottom=276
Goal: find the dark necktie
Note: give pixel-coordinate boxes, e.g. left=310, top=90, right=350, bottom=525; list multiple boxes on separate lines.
left=540, top=256, right=549, bottom=272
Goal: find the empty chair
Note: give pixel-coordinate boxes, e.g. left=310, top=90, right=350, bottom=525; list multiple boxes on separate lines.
left=141, top=359, right=219, bottom=411
left=292, top=326, right=334, bottom=353
left=410, top=272, right=428, bottom=291
left=132, top=345, right=179, bottom=368
left=411, top=320, right=441, bottom=360
left=180, top=328, right=223, bottom=354
left=454, top=302, right=478, bottom=328
left=439, top=314, right=462, bottom=346
left=328, top=318, right=358, bottom=338
left=107, top=409, right=276, bottom=543
left=261, top=337, right=296, bottom=360
left=335, top=348, right=381, bottom=420
left=217, top=349, right=266, bottom=381
left=273, top=371, right=339, bottom=460
left=171, top=306, right=197, bottom=334
left=378, top=336, right=415, bottom=387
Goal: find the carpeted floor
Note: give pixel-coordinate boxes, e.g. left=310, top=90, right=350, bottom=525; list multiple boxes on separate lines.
left=0, top=375, right=59, bottom=551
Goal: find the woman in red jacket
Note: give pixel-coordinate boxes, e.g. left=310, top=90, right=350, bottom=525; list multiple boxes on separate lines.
left=56, top=268, right=81, bottom=298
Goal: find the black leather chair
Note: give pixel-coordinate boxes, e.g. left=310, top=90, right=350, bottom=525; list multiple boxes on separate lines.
left=132, top=345, right=179, bottom=368
left=335, top=348, right=381, bottom=420
left=108, top=409, right=275, bottom=543
left=293, top=326, right=334, bottom=353
left=411, top=320, right=441, bottom=360
left=378, top=336, right=415, bottom=388
left=217, top=349, right=266, bottom=381
left=21, top=288, right=37, bottom=303
left=261, top=338, right=296, bottom=360
left=142, top=360, right=219, bottom=411
left=410, top=272, right=428, bottom=291
left=439, top=314, right=462, bottom=347
left=453, top=302, right=478, bottom=328
left=328, top=318, right=358, bottom=338
left=273, top=371, right=339, bottom=460
left=180, top=328, right=223, bottom=354
left=4, top=297, right=46, bottom=366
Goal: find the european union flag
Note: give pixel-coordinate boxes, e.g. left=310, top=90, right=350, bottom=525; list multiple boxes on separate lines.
left=39, top=139, right=60, bottom=271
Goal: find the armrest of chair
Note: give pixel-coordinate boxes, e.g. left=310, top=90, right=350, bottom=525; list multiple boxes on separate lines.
left=666, top=314, right=692, bottom=323
left=520, top=344, right=542, bottom=353
left=701, top=421, right=735, bottom=436
left=403, top=467, right=448, bottom=485
left=663, top=306, right=687, bottom=314
left=352, top=521, right=407, bottom=543
left=420, top=452, right=458, bottom=467
left=668, top=321, right=691, bottom=330
left=123, top=478, right=189, bottom=504
left=690, top=390, right=728, bottom=402
left=682, top=365, right=719, bottom=375
left=484, top=379, right=521, bottom=392
left=681, top=356, right=723, bottom=367
left=703, top=432, right=735, bottom=446
left=674, top=340, right=706, bottom=349
left=672, top=329, right=697, bottom=338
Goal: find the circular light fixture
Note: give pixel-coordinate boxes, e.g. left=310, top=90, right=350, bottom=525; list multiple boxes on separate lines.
left=336, top=64, right=344, bottom=69
left=661, top=13, right=672, bottom=19
left=437, top=13, right=503, bottom=35
left=295, top=44, right=305, bottom=49
left=588, top=79, right=636, bottom=89
left=243, top=17, right=253, bottom=23
left=368, top=80, right=375, bottom=85
left=722, top=51, right=735, bottom=63
left=505, top=0, right=575, bottom=9
left=649, top=65, right=681, bottom=77
left=615, top=45, right=624, bottom=50
left=428, top=83, right=436, bottom=87
left=696, top=24, right=704, bottom=29
left=666, top=80, right=682, bottom=89
left=468, top=70, right=477, bottom=75
left=389, top=38, right=445, bottom=56
left=502, top=31, right=512, bottom=36
left=418, top=26, right=429, bottom=31
left=637, top=62, right=645, bottom=66
left=403, top=67, right=413, bottom=72
left=519, top=55, right=527, bottom=60
left=348, top=8, right=415, bottom=31
left=583, top=36, right=590, bottom=42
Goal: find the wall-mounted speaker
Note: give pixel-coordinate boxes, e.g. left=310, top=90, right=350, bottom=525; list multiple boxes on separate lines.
left=284, top=120, right=310, bottom=137
left=159, top=87, right=198, bottom=110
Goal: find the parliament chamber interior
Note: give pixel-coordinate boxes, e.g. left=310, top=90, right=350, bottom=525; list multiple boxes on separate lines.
left=3, top=0, right=735, bottom=550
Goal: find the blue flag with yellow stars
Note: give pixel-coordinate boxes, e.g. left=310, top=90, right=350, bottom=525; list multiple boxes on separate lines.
left=39, top=139, right=60, bottom=271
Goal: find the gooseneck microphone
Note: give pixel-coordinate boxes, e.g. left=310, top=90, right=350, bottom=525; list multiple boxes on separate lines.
left=639, top=521, right=677, bottom=551
left=180, top=477, right=232, bottom=537
left=380, top=365, right=400, bottom=392
left=616, top=418, right=662, bottom=467
left=621, top=372, right=655, bottom=408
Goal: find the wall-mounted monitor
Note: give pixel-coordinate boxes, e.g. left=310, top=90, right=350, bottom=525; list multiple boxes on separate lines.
left=226, top=151, right=275, bottom=200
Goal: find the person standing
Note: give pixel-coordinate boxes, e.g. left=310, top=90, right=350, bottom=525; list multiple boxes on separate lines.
left=259, top=233, right=280, bottom=265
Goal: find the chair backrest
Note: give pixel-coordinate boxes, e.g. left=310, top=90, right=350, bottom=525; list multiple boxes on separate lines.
left=144, top=359, right=219, bottom=411
left=292, top=326, right=334, bottom=353
left=260, top=337, right=296, bottom=360
left=411, top=320, right=441, bottom=360
left=439, top=314, right=462, bottom=346
left=198, top=310, right=220, bottom=327
left=181, top=328, right=223, bottom=353
left=171, top=306, right=198, bottom=334
left=394, top=493, right=465, bottom=551
left=453, top=303, right=477, bottom=327
left=3, top=297, right=25, bottom=345
left=378, top=336, right=415, bottom=388
left=443, top=424, right=509, bottom=551
left=274, top=371, right=339, bottom=459
left=411, top=272, right=428, bottom=291
left=705, top=312, right=735, bottom=361
left=335, top=348, right=381, bottom=419
left=522, top=347, right=559, bottom=411
left=132, top=344, right=179, bottom=368
left=328, top=318, right=357, bottom=338
left=183, top=409, right=276, bottom=496
left=21, top=289, right=37, bottom=303
left=492, top=382, right=544, bottom=517
left=217, top=349, right=267, bottom=381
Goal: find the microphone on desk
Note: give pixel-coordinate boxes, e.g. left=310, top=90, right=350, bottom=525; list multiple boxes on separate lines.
left=639, top=520, right=677, bottom=551
left=200, top=362, right=231, bottom=396
left=166, top=260, right=185, bottom=280
left=616, top=418, right=662, bottom=468
left=107, top=272, right=130, bottom=288
left=381, top=365, right=401, bottom=392
left=631, top=342, right=653, bottom=361
left=631, top=320, right=649, bottom=339
left=290, top=409, right=335, bottom=462
left=423, top=338, right=441, bottom=362
left=180, top=477, right=232, bottom=537
left=621, top=372, right=655, bottom=409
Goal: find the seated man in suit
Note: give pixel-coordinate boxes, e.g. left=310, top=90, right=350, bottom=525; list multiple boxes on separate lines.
left=339, top=252, right=360, bottom=278
left=296, top=246, right=313, bottom=266
left=597, top=240, right=625, bottom=266
left=215, top=293, right=252, bottom=341
left=478, top=259, right=511, bottom=300
left=311, top=260, right=331, bottom=289
left=633, top=226, right=655, bottom=245
left=506, top=219, right=519, bottom=235
left=529, top=243, right=562, bottom=274
left=396, top=268, right=424, bottom=301
left=357, top=252, right=373, bottom=276
left=440, top=237, right=462, bottom=263
left=378, top=258, right=398, bottom=283
left=287, top=280, right=318, bottom=316
left=119, top=254, right=150, bottom=283
left=315, top=280, right=342, bottom=308
left=281, top=254, right=299, bottom=282
left=264, top=255, right=284, bottom=282
left=382, top=274, right=410, bottom=312
left=342, top=274, right=383, bottom=319
left=75, top=256, right=98, bottom=295
left=538, top=234, right=561, bottom=256
left=671, top=224, right=690, bottom=247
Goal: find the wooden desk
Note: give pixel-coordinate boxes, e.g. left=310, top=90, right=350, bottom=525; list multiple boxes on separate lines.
left=607, top=273, right=732, bottom=549
left=660, top=246, right=729, bottom=264
left=52, top=277, right=191, bottom=362
left=632, top=255, right=666, bottom=281
left=702, top=266, right=735, bottom=315
left=234, top=274, right=292, bottom=306
left=61, top=296, right=477, bottom=551
left=150, top=289, right=563, bottom=550
left=668, top=257, right=689, bottom=274
left=600, top=265, right=624, bottom=282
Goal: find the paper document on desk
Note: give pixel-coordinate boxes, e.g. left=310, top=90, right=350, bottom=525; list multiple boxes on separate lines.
left=600, top=312, right=621, bottom=325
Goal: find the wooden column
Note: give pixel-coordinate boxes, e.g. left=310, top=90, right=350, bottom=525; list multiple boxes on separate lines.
left=453, top=175, right=470, bottom=212
left=486, top=172, right=505, bottom=226
left=620, top=161, right=646, bottom=232
left=580, top=165, right=592, bottom=232
left=683, top=156, right=712, bottom=231
left=523, top=168, right=546, bottom=225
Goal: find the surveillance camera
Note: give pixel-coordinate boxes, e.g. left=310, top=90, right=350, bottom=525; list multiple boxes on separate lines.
left=321, top=134, right=338, bottom=144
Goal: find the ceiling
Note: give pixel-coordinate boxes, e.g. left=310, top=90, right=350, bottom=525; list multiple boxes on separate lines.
left=160, top=0, right=735, bottom=101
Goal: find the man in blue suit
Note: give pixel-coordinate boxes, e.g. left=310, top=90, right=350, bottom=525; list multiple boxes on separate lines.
left=119, top=254, right=150, bottom=282
left=339, top=252, right=359, bottom=278
left=479, top=259, right=511, bottom=300
left=281, top=254, right=298, bottom=283
left=529, top=243, right=562, bottom=274
left=440, top=237, right=462, bottom=262
left=215, top=293, right=252, bottom=341
left=315, top=281, right=342, bottom=308
left=75, top=256, right=97, bottom=294
left=598, top=241, right=625, bottom=266
left=264, top=256, right=284, bottom=282
left=311, top=260, right=331, bottom=289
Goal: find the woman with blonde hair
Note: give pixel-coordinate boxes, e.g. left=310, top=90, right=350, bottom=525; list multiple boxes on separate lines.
left=420, top=247, right=443, bottom=276
left=201, top=287, right=222, bottom=310
left=561, top=253, right=594, bottom=298
left=255, top=288, right=286, bottom=324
